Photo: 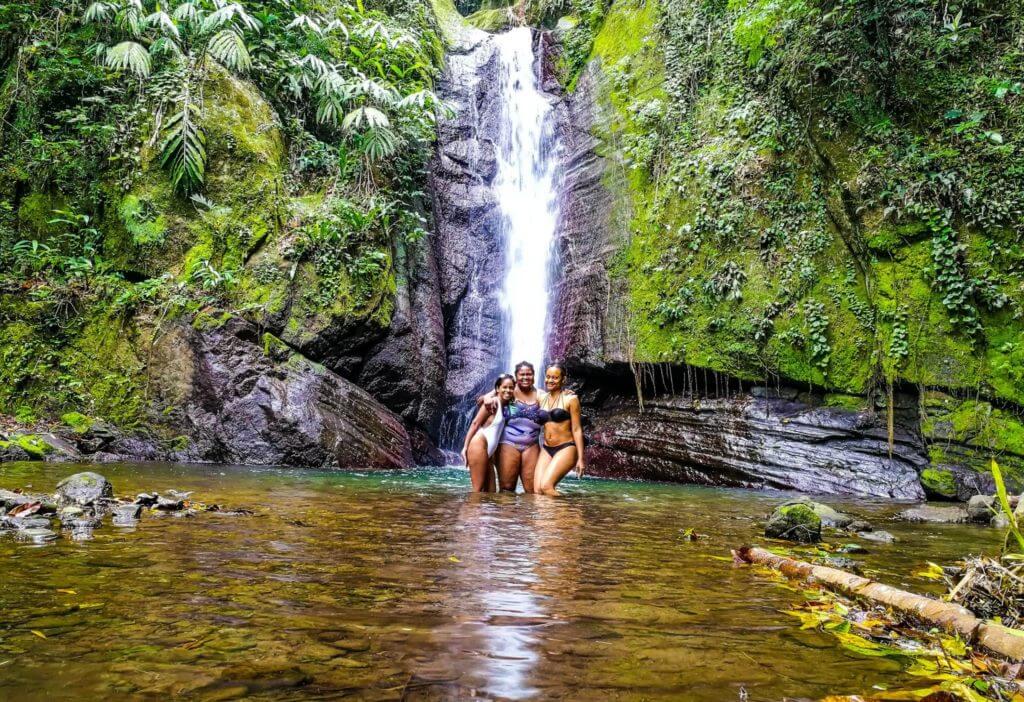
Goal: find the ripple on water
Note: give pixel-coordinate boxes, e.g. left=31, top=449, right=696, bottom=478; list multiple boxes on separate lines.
left=0, top=461, right=1001, bottom=701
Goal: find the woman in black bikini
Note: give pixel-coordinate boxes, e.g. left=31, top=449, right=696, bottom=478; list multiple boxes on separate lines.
left=534, top=364, right=585, bottom=496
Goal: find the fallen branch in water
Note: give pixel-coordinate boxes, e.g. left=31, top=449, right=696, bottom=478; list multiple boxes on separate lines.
left=735, top=545, right=1024, bottom=662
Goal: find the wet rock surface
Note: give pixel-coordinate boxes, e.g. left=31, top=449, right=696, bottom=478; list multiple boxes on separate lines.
left=430, top=31, right=508, bottom=443
left=583, top=387, right=927, bottom=499
left=55, top=472, right=113, bottom=507
left=897, top=504, right=970, bottom=524
left=765, top=503, right=822, bottom=543
left=149, top=317, right=414, bottom=469
left=1, top=473, right=252, bottom=543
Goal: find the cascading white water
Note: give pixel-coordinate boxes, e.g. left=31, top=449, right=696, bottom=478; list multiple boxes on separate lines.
left=493, top=28, right=561, bottom=372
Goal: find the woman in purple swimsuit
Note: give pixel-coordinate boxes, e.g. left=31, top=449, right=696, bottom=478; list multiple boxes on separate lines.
left=489, top=361, right=542, bottom=492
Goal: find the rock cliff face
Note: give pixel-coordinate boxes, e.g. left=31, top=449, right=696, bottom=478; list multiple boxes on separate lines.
left=429, top=31, right=509, bottom=444
left=584, top=386, right=925, bottom=499
left=149, top=317, right=414, bottom=469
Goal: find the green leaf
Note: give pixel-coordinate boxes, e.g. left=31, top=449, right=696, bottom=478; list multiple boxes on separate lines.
left=105, top=41, right=151, bottom=77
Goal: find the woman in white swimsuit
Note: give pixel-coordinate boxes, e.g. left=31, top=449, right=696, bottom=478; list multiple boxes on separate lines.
left=461, top=374, right=516, bottom=492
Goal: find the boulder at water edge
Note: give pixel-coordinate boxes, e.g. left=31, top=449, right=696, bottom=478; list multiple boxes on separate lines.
left=55, top=472, right=113, bottom=507
left=765, top=503, right=822, bottom=543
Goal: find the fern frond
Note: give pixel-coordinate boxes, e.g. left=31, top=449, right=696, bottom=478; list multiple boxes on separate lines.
left=207, top=29, right=251, bottom=72
left=286, top=14, right=322, bottom=34
left=83, top=2, right=113, bottom=23
left=358, top=126, right=398, bottom=162
left=116, top=4, right=143, bottom=37
left=105, top=41, right=152, bottom=77
left=323, top=19, right=350, bottom=40
left=144, top=10, right=180, bottom=39
left=297, top=53, right=331, bottom=77
left=203, top=3, right=261, bottom=32
left=172, top=2, right=200, bottom=25
left=342, top=105, right=389, bottom=131
left=351, top=77, right=398, bottom=106
left=161, top=99, right=207, bottom=194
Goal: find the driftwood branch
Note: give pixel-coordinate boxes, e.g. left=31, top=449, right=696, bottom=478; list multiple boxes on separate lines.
left=735, top=545, right=1024, bottom=662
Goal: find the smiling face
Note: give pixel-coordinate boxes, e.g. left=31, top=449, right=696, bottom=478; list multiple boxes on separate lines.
left=515, top=365, right=534, bottom=391
left=544, top=366, right=564, bottom=392
left=497, top=378, right=515, bottom=402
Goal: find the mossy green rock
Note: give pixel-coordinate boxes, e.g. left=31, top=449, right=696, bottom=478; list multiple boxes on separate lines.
left=13, top=435, right=54, bottom=459
left=61, top=412, right=92, bottom=434
left=920, top=468, right=958, bottom=501
left=765, top=503, right=821, bottom=543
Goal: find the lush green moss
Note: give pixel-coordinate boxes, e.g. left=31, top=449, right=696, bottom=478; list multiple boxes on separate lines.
left=920, top=468, right=958, bottom=499
left=60, top=412, right=92, bottom=434
left=14, top=434, right=54, bottom=459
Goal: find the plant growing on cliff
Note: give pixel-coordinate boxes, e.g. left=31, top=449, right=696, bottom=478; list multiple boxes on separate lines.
left=83, top=0, right=262, bottom=194
left=802, top=299, right=830, bottom=371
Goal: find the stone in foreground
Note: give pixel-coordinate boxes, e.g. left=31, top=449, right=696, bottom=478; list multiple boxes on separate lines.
left=54, top=472, right=113, bottom=507
left=765, top=503, right=822, bottom=543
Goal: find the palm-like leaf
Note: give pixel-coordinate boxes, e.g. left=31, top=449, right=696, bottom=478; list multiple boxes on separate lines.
left=207, top=29, right=251, bottom=72
left=286, top=14, right=322, bottom=34
left=172, top=2, right=200, bottom=25
left=358, top=126, right=398, bottom=162
left=203, top=3, right=261, bottom=32
left=351, top=77, right=398, bottom=106
left=324, top=19, right=350, bottom=39
left=116, top=4, right=143, bottom=37
left=342, top=105, right=389, bottom=131
left=105, top=41, right=152, bottom=77
left=83, top=2, right=114, bottom=23
left=144, top=10, right=180, bottom=39
left=161, top=98, right=206, bottom=194
left=298, top=54, right=331, bottom=78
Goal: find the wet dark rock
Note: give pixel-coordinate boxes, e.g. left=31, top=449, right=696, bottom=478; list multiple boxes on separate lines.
left=149, top=317, right=414, bottom=469
left=765, top=503, right=822, bottom=543
left=156, top=497, right=185, bottom=511
left=112, top=504, right=143, bottom=526
left=54, top=472, right=113, bottom=507
left=64, top=516, right=102, bottom=530
left=135, top=493, right=158, bottom=507
left=782, top=498, right=856, bottom=529
left=15, top=527, right=57, bottom=543
left=992, top=513, right=1011, bottom=529
left=431, top=33, right=507, bottom=443
left=857, top=530, right=896, bottom=544
left=897, top=504, right=969, bottom=524
left=820, top=556, right=861, bottom=571
left=0, top=488, right=31, bottom=510
left=3, top=516, right=51, bottom=530
left=846, top=519, right=873, bottom=533
left=835, top=543, right=868, bottom=554
left=583, top=391, right=926, bottom=499
left=967, top=495, right=997, bottom=523
left=0, top=443, right=32, bottom=462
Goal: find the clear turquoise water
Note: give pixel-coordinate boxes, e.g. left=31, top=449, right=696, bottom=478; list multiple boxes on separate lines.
left=0, top=462, right=1000, bottom=700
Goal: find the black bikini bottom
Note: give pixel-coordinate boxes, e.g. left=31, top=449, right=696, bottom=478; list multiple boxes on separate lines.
left=543, top=442, right=575, bottom=457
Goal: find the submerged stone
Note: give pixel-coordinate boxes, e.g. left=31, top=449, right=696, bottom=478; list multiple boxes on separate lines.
left=897, top=505, right=968, bottom=524
left=55, top=472, right=113, bottom=507
left=112, top=504, right=143, bottom=526
left=765, top=503, right=821, bottom=543
left=15, top=527, right=57, bottom=543
left=857, top=530, right=896, bottom=544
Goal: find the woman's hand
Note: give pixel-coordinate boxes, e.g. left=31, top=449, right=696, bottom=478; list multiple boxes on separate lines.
left=575, top=459, right=585, bottom=478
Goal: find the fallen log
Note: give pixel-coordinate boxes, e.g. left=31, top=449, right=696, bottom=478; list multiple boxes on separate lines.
left=735, top=545, right=1024, bottom=662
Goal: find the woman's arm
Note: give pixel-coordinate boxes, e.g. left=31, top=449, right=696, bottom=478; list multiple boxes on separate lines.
left=569, top=395, right=585, bottom=477
left=461, top=403, right=494, bottom=465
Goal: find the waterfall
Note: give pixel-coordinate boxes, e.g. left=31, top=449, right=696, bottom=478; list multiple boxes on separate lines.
left=493, top=28, right=561, bottom=373
left=432, top=27, right=561, bottom=451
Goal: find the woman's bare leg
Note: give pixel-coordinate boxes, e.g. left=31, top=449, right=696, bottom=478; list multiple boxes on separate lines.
left=484, top=460, right=497, bottom=492
left=467, top=435, right=494, bottom=492
left=537, top=446, right=578, bottom=496
left=533, top=446, right=553, bottom=494
left=496, top=444, right=523, bottom=492
left=520, top=444, right=540, bottom=494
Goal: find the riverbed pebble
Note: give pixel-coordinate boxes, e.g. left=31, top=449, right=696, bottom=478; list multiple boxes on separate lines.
left=857, top=530, right=896, bottom=544
left=897, top=505, right=969, bottom=524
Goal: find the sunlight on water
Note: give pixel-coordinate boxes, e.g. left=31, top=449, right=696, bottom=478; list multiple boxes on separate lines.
left=493, top=27, right=561, bottom=371
left=0, top=462, right=1002, bottom=701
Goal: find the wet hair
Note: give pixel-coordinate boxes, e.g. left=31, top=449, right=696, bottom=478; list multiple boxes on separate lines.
left=494, top=373, right=515, bottom=390
left=514, top=361, right=535, bottom=375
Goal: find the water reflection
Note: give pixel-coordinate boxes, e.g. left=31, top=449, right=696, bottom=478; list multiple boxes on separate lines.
left=0, top=463, right=1006, bottom=701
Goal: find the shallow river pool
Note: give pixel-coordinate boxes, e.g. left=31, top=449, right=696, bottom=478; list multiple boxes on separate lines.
left=0, top=462, right=1002, bottom=700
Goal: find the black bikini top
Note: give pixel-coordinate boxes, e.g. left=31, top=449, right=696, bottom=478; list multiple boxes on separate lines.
left=541, top=393, right=571, bottom=423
